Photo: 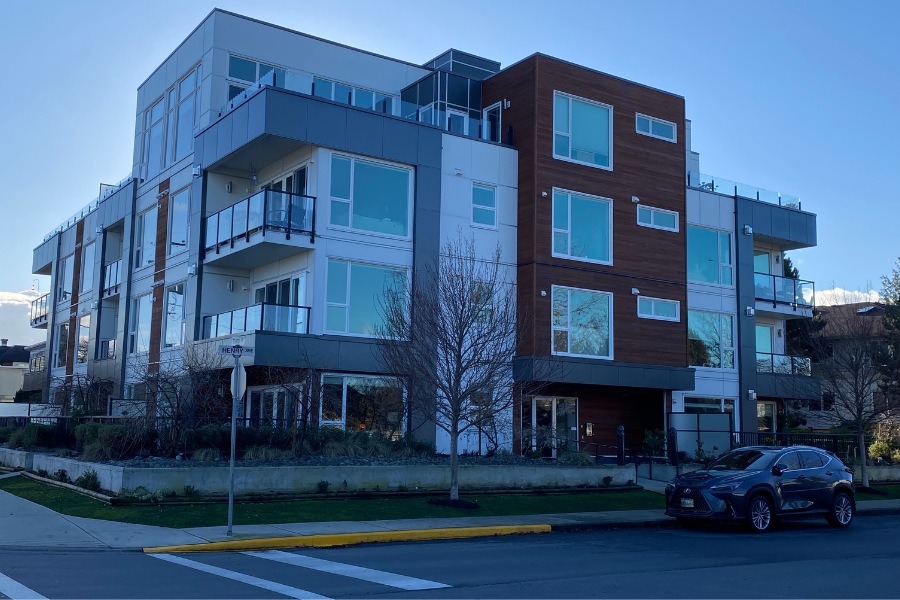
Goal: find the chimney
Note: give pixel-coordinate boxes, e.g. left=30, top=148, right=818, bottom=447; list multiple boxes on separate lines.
left=0, top=339, right=7, bottom=346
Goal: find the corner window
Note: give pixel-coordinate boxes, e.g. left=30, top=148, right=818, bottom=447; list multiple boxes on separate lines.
left=129, top=294, right=153, bottom=354
left=688, top=310, right=735, bottom=369
left=472, top=183, right=497, bottom=228
left=638, top=296, right=680, bottom=322
left=687, top=226, right=733, bottom=285
left=329, top=155, right=412, bottom=237
left=326, top=259, right=406, bottom=336
left=636, top=113, right=677, bottom=143
left=552, top=189, right=612, bottom=264
left=552, top=286, right=613, bottom=359
left=637, top=205, right=679, bottom=232
left=168, top=188, right=190, bottom=255
left=553, top=91, right=612, bottom=170
left=135, top=207, right=158, bottom=270
left=321, top=375, right=404, bottom=438
left=164, top=283, right=185, bottom=348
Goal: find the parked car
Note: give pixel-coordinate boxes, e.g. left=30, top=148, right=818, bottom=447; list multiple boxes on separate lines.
left=665, top=445, right=855, bottom=533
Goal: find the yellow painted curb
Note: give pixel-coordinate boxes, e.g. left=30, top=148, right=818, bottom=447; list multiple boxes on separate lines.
left=144, top=524, right=551, bottom=553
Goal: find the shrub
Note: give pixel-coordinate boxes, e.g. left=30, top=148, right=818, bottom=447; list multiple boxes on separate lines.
left=558, top=450, right=594, bottom=466
left=7, top=424, right=58, bottom=450
left=36, top=469, right=49, bottom=478
left=80, top=442, right=112, bottom=463
left=75, top=470, right=101, bottom=492
left=74, top=423, right=103, bottom=452
left=0, top=426, right=17, bottom=444
left=869, top=436, right=893, bottom=462
left=190, top=448, right=221, bottom=462
left=183, top=484, right=199, bottom=498
left=642, top=429, right=667, bottom=456
left=53, top=469, right=71, bottom=484
left=242, top=446, right=293, bottom=461
left=317, top=480, right=330, bottom=493
left=602, top=475, right=613, bottom=487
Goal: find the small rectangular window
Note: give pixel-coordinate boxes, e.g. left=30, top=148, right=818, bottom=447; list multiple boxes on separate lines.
left=635, top=113, right=677, bottom=143
left=229, top=56, right=258, bottom=82
left=637, top=296, right=680, bottom=322
left=637, top=205, right=679, bottom=232
left=472, top=184, right=497, bottom=228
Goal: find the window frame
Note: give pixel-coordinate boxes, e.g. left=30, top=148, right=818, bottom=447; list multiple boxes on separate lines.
left=637, top=296, right=681, bottom=322
left=688, top=309, right=736, bottom=370
left=471, top=182, right=498, bottom=230
left=319, top=373, right=405, bottom=437
left=482, top=101, right=502, bottom=143
left=328, top=153, right=414, bottom=239
left=635, top=113, right=677, bottom=143
left=325, top=258, right=408, bottom=338
left=551, top=284, right=614, bottom=360
left=128, top=294, right=153, bottom=355
left=167, top=187, right=190, bottom=256
left=637, top=205, right=679, bottom=233
left=687, top=225, right=734, bottom=286
left=552, top=90, right=614, bottom=171
left=163, top=281, right=186, bottom=349
left=551, top=188, right=613, bottom=266
left=134, top=207, right=158, bottom=271
left=54, top=323, right=69, bottom=368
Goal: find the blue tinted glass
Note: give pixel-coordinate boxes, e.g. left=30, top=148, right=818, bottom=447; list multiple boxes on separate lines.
left=688, top=226, right=720, bottom=284
left=568, top=290, right=609, bottom=357
left=334, top=83, right=352, bottom=104
left=570, top=195, right=609, bottom=262
left=638, top=297, right=652, bottom=316
left=638, top=206, right=652, bottom=224
left=326, top=306, right=347, bottom=333
left=331, top=156, right=351, bottom=199
left=349, top=264, right=398, bottom=335
left=553, top=191, right=568, bottom=230
left=229, top=56, right=257, bottom=82
left=570, top=99, right=610, bottom=167
left=472, top=185, right=495, bottom=208
left=651, top=120, right=675, bottom=140
left=327, top=260, right=348, bottom=304
left=655, top=300, right=677, bottom=319
left=554, top=94, right=569, bottom=134
left=352, top=161, right=409, bottom=236
left=654, top=210, right=677, bottom=230
left=354, top=88, right=374, bottom=109
left=554, top=134, right=570, bottom=157
left=552, top=288, right=568, bottom=327
left=473, top=207, right=495, bottom=227
left=313, top=78, right=332, bottom=100
left=719, top=232, right=732, bottom=265
left=636, top=116, right=650, bottom=133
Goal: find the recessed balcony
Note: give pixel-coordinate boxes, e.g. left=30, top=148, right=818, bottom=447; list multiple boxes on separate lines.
left=30, top=293, right=49, bottom=328
left=754, top=273, right=814, bottom=319
left=102, top=260, right=122, bottom=298
left=201, top=302, right=311, bottom=340
left=203, top=190, right=316, bottom=269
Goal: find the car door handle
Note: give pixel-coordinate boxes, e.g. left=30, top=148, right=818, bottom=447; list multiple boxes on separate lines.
left=825, top=471, right=833, bottom=476
left=798, top=476, right=809, bottom=481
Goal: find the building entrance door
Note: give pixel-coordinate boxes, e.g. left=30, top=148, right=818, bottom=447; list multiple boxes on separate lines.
left=523, top=397, right=578, bottom=457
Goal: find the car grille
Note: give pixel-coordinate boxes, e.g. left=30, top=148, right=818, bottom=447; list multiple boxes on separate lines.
left=668, top=488, right=711, bottom=513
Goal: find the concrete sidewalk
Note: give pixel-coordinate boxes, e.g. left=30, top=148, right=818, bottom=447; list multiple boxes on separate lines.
left=1, top=472, right=897, bottom=552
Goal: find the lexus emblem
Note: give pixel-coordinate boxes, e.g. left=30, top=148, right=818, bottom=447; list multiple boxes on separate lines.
left=683, top=488, right=691, bottom=495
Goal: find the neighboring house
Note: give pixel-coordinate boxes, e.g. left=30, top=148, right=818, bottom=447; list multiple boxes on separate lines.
left=26, top=9, right=819, bottom=454
left=0, top=339, right=30, bottom=402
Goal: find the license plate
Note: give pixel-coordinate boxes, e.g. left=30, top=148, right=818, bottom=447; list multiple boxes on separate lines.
left=680, top=498, right=694, bottom=508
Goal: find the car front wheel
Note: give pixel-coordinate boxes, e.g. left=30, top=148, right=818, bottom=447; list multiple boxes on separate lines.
left=826, top=491, right=854, bottom=528
left=747, top=494, right=774, bottom=533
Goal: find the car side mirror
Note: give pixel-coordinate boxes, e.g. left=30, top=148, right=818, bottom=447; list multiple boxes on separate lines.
left=773, top=463, right=789, bottom=476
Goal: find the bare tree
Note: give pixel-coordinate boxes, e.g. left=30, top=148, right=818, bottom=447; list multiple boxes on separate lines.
left=879, top=258, right=900, bottom=406
left=803, top=293, right=894, bottom=486
left=378, top=234, right=519, bottom=501
left=49, top=374, right=115, bottom=416
left=256, top=357, right=319, bottom=454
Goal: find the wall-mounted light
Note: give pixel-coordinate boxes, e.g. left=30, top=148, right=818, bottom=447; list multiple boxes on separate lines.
left=743, top=225, right=753, bottom=235
left=192, top=166, right=202, bottom=177
left=631, top=288, right=640, bottom=295
left=504, top=99, right=510, bottom=108
left=95, top=225, right=103, bottom=235
left=540, top=290, right=547, bottom=297
left=745, top=307, right=755, bottom=317
left=748, top=389, right=757, bottom=402
left=188, top=263, right=197, bottom=276
left=775, top=254, right=781, bottom=264
left=454, top=168, right=462, bottom=177
left=777, top=328, right=783, bottom=338
left=541, top=191, right=548, bottom=197
left=226, top=182, right=233, bottom=193
left=631, top=196, right=640, bottom=203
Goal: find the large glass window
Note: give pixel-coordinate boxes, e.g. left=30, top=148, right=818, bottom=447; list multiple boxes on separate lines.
left=80, top=243, right=95, bottom=292
left=58, top=254, right=74, bottom=302
left=688, top=310, right=735, bottom=369
left=55, top=323, right=69, bottom=368
left=552, top=189, right=611, bottom=264
left=168, top=188, right=190, bottom=255
left=754, top=250, right=771, bottom=274
left=313, top=77, right=394, bottom=114
left=135, top=207, right=158, bottom=269
left=326, top=259, right=406, bottom=336
left=687, top=226, right=733, bottom=285
left=552, top=286, right=612, bottom=359
left=76, top=314, right=90, bottom=364
left=143, top=98, right=165, bottom=179
left=472, top=184, right=497, bottom=228
left=330, top=155, right=411, bottom=237
left=175, top=66, right=201, bottom=162
left=320, top=375, right=404, bottom=438
left=129, top=294, right=153, bottom=354
left=164, top=283, right=185, bottom=348
left=553, top=91, right=612, bottom=169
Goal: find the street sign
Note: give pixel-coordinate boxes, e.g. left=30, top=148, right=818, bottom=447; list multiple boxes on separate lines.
left=219, top=345, right=254, bottom=356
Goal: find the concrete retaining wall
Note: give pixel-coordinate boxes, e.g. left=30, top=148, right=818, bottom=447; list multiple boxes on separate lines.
left=0, top=448, right=33, bottom=470
left=0, top=449, right=635, bottom=495
left=636, top=463, right=702, bottom=482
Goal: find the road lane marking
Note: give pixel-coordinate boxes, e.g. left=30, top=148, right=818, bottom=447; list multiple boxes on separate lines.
left=0, top=571, right=47, bottom=600
left=244, top=550, right=451, bottom=591
left=148, top=554, right=331, bottom=600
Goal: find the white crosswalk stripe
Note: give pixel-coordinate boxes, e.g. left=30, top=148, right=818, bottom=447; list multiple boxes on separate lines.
left=147, top=554, right=331, bottom=600
left=244, top=550, right=451, bottom=591
left=0, top=571, right=47, bottom=600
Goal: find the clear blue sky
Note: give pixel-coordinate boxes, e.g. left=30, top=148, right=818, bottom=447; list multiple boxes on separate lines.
left=1, top=0, right=897, bottom=344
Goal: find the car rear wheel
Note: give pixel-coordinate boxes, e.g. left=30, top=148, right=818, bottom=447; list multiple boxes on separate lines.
left=826, top=491, right=854, bottom=528
left=747, top=494, right=774, bottom=533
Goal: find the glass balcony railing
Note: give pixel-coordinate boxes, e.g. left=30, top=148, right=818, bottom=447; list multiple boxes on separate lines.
left=43, top=175, right=133, bottom=242
left=201, top=303, right=311, bottom=339
left=754, top=272, right=815, bottom=308
left=687, top=172, right=803, bottom=211
left=102, top=259, right=122, bottom=297
left=204, top=190, right=316, bottom=253
left=756, top=352, right=812, bottom=376
left=30, top=293, right=49, bottom=326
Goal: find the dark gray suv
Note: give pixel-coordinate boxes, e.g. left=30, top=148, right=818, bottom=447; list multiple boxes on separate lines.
left=665, top=445, right=855, bottom=533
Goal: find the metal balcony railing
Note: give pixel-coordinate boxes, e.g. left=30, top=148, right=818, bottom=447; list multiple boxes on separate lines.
left=102, top=259, right=122, bottom=297
left=201, top=302, right=311, bottom=339
left=204, top=190, right=316, bottom=253
left=753, top=272, right=815, bottom=308
left=687, top=171, right=803, bottom=211
left=756, top=352, right=812, bottom=376
left=30, top=293, right=49, bottom=326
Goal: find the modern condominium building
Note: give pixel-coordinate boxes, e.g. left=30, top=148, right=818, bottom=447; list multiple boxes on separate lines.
left=24, top=9, right=819, bottom=454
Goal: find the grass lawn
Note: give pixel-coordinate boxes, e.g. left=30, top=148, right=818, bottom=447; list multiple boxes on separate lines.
left=0, top=476, right=665, bottom=529
left=856, top=484, right=900, bottom=501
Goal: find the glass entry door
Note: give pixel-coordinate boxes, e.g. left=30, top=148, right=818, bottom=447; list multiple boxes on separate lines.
left=757, top=401, right=776, bottom=433
left=247, top=388, right=297, bottom=427
left=523, top=397, right=578, bottom=458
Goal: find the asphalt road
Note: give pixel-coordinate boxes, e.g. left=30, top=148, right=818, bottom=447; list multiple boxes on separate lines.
left=1, top=515, right=897, bottom=599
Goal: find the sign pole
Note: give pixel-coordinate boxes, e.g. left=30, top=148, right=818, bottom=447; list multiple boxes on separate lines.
left=227, top=349, right=239, bottom=537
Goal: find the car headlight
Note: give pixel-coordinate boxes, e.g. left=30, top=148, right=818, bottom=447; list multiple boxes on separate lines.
left=665, top=481, right=675, bottom=492
left=710, top=482, right=743, bottom=493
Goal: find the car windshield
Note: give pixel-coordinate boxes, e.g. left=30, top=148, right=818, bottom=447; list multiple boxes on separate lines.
left=707, top=449, right=775, bottom=471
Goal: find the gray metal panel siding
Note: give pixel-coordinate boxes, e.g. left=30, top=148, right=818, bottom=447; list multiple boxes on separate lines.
left=264, top=92, right=307, bottom=141
left=513, top=356, right=695, bottom=391
left=230, top=102, right=250, bottom=149
left=253, top=333, right=383, bottom=374
left=345, top=110, right=385, bottom=157
left=735, top=198, right=759, bottom=432
left=305, top=101, right=347, bottom=148
left=747, top=199, right=817, bottom=248
left=755, top=373, right=821, bottom=401
left=382, top=119, right=420, bottom=165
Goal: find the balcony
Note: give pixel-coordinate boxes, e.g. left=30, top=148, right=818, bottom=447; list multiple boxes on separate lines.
left=102, top=260, right=122, bottom=297
left=201, top=302, right=311, bottom=340
left=756, top=352, right=811, bottom=376
left=688, top=172, right=803, bottom=211
left=204, top=190, right=316, bottom=269
left=30, top=293, right=49, bottom=328
left=754, top=273, right=814, bottom=319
